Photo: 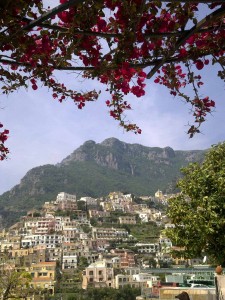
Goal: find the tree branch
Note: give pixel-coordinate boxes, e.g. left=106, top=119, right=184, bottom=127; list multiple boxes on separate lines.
left=18, top=15, right=225, bottom=39
left=20, top=0, right=224, bottom=31
left=147, top=5, right=225, bottom=79
left=22, top=0, right=85, bottom=30
left=1, top=44, right=223, bottom=71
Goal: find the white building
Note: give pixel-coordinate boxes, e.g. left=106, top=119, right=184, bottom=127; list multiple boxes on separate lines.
left=62, top=252, right=78, bottom=269
left=56, top=192, right=76, bottom=203
left=138, top=213, right=149, bottom=223
left=135, top=243, right=159, bottom=254
left=133, top=273, right=158, bottom=287
left=79, top=197, right=97, bottom=206
left=21, top=234, right=64, bottom=248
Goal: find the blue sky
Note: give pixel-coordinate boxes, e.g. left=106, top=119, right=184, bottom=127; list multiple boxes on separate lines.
left=0, top=2, right=225, bottom=195
left=1, top=64, right=224, bottom=195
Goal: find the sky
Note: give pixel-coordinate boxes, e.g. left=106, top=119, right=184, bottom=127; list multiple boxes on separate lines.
left=0, top=2, right=225, bottom=195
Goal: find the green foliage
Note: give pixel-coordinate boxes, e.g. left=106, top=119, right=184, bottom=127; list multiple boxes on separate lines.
left=0, top=267, right=33, bottom=300
left=77, top=201, right=87, bottom=211
left=85, top=286, right=141, bottom=300
left=67, top=296, right=77, bottom=300
left=166, top=143, right=225, bottom=265
left=129, top=222, right=160, bottom=242
left=90, top=217, right=98, bottom=226
left=56, top=269, right=83, bottom=294
left=93, top=217, right=160, bottom=244
left=80, top=225, right=91, bottom=234
left=149, top=257, right=157, bottom=268
left=55, top=260, right=63, bottom=293
left=77, top=257, right=89, bottom=270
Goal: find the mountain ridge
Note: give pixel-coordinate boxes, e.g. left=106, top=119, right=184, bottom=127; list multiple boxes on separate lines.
left=0, top=138, right=206, bottom=227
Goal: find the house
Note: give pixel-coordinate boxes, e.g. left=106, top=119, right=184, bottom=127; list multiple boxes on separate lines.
left=9, top=246, right=48, bottom=265
left=110, top=249, right=136, bottom=268
left=135, top=243, right=159, bottom=254
left=108, top=192, right=124, bottom=201
left=118, top=215, right=136, bottom=225
left=21, top=234, right=63, bottom=248
left=82, top=259, right=114, bottom=289
left=92, top=239, right=110, bottom=251
left=62, top=251, right=78, bottom=269
left=56, top=192, right=76, bottom=203
left=138, top=213, right=149, bottom=223
left=88, top=210, right=110, bottom=219
left=79, top=197, right=98, bottom=208
left=56, top=192, right=78, bottom=211
left=28, top=261, right=56, bottom=295
left=92, top=227, right=129, bottom=240
left=114, top=273, right=146, bottom=289
left=155, top=190, right=164, bottom=200
left=43, top=202, right=57, bottom=214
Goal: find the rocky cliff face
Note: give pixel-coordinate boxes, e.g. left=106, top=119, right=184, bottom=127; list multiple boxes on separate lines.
left=60, top=138, right=179, bottom=173
left=0, top=138, right=205, bottom=227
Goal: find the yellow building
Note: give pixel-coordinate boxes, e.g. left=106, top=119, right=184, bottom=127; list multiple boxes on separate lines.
left=10, top=248, right=34, bottom=258
left=155, top=190, right=164, bottom=200
left=28, top=261, right=56, bottom=295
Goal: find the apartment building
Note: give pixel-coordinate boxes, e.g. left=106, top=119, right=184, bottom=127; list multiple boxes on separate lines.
left=114, top=273, right=144, bottom=289
left=62, top=251, right=78, bottom=269
left=88, top=210, right=110, bottom=219
left=92, top=227, right=129, bottom=240
left=135, top=243, right=159, bottom=254
left=28, top=261, right=56, bottom=294
left=110, top=249, right=136, bottom=268
left=118, top=215, right=136, bottom=225
left=82, top=259, right=114, bottom=289
left=21, top=234, right=64, bottom=248
left=56, top=192, right=76, bottom=203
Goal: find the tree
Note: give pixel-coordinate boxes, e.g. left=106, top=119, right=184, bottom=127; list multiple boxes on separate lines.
left=77, top=200, right=87, bottom=212
left=77, top=256, right=88, bottom=269
left=165, top=142, right=225, bottom=266
left=0, top=264, right=33, bottom=300
left=1, top=0, right=225, bottom=159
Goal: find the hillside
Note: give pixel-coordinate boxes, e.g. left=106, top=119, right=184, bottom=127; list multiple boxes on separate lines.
left=0, top=138, right=206, bottom=227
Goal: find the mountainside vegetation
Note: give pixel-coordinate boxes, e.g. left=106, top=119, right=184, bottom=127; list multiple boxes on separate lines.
left=0, top=138, right=205, bottom=227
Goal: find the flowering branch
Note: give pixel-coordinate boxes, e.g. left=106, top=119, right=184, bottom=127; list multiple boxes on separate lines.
left=0, top=0, right=225, bottom=160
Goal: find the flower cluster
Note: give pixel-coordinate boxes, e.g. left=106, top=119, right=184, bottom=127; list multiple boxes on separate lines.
left=0, top=0, right=224, bottom=159
left=0, top=123, right=9, bottom=161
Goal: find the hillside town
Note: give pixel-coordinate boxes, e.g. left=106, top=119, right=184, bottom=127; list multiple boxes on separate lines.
left=0, top=192, right=217, bottom=299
